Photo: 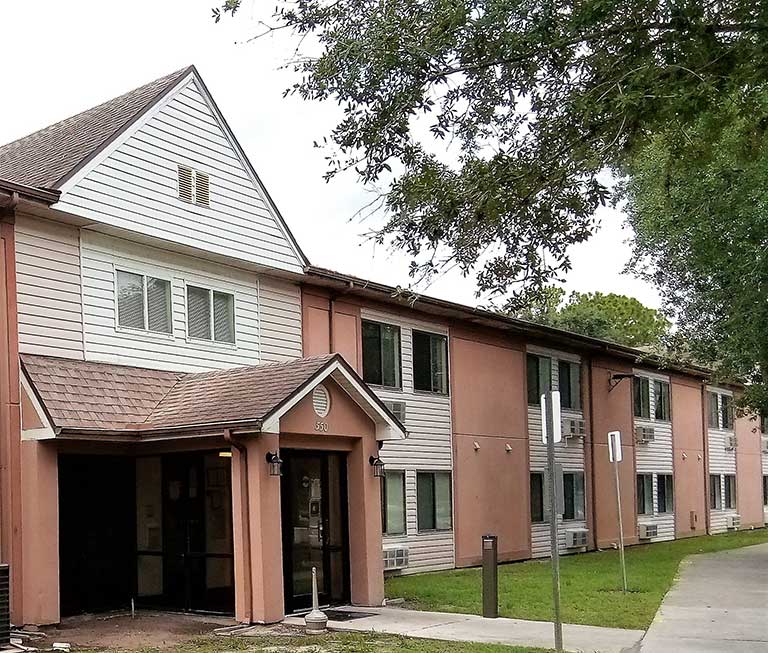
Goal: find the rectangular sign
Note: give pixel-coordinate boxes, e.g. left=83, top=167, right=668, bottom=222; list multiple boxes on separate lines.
left=541, top=391, right=562, bottom=444
left=608, top=430, right=622, bottom=462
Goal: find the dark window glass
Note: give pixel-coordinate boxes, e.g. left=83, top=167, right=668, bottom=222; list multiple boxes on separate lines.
left=413, top=331, right=448, bottom=394
left=710, top=474, right=722, bottom=510
left=637, top=474, right=653, bottom=515
left=362, top=321, right=402, bottom=388
left=762, top=415, right=768, bottom=435
left=763, top=476, right=768, bottom=507
left=633, top=377, right=650, bottom=419
left=721, top=395, right=734, bottom=430
left=527, top=354, right=551, bottom=405
left=381, top=471, right=406, bottom=535
left=654, top=380, right=671, bottom=421
left=563, top=472, right=585, bottom=520
left=558, top=361, right=581, bottom=411
left=657, top=474, right=674, bottom=513
left=530, top=473, right=544, bottom=523
left=724, top=474, right=736, bottom=509
left=708, top=392, right=720, bottom=429
left=416, top=472, right=452, bottom=531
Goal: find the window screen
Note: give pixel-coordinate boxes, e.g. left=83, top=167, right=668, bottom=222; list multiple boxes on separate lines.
left=417, top=472, right=452, bottom=531
left=213, top=291, right=235, bottom=343
left=382, top=471, right=406, bottom=535
left=413, top=331, right=448, bottom=394
left=362, top=321, right=401, bottom=387
left=117, top=270, right=145, bottom=330
left=634, top=377, right=650, bottom=419
left=187, top=285, right=211, bottom=340
left=563, top=472, right=585, bottom=520
left=654, top=380, right=671, bottom=421
left=527, top=355, right=552, bottom=405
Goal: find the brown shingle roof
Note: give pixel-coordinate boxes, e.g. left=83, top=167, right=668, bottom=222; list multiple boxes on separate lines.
left=0, top=67, right=192, bottom=189
left=21, top=353, right=337, bottom=433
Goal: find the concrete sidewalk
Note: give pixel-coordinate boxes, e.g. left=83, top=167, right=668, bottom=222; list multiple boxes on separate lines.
left=285, top=605, right=644, bottom=653
left=639, top=543, right=768, bottom=652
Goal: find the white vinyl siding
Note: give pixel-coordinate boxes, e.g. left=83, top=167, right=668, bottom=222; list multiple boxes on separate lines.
left=15, top=214, right=84, bottom=358
left=527, top=346, right=587, bottom=557
left=55, top=78, right=303, bottom=274
left=80, top=231, right=301, bottom=371
left=633, top=370, right=675, bottom=542
left=362, top=307, right=454, bottom=574
left=707, top=387, right=738, bottom=534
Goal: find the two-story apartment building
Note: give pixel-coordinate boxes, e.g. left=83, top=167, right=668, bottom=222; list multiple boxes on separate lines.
left=0, top=66, right=765, bottom=629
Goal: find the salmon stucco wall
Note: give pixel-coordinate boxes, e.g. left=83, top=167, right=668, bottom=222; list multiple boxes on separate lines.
left=671, top=377, right=708, bottom=538
left=589, top=358, right=638, bottom=548
left=450, top=327, right=530, bottom=567
left=735, top=414, right=765, bottom=528
left=301, top=290, right=361, bottom=372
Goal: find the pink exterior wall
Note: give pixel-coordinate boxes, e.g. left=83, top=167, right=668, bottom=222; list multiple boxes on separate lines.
left=735, top=414, right=764, bottom=528
left=671, top=377, right=708, bottom=538
left=449, top=327, right=531, bottom=566
left=301, top=290, right=362, bottom=371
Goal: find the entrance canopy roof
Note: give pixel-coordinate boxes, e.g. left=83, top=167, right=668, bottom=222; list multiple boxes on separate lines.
left=21, top=353, right=406, bottom=442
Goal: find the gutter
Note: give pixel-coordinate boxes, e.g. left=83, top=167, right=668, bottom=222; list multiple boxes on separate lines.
left=0, top=179, right=60, bottom=205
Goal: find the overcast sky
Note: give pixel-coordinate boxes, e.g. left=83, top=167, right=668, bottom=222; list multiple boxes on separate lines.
left=0, top=0, right=660, bottom=309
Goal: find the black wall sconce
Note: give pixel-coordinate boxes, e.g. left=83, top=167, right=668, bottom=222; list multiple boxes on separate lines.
left=266, top=451, right=283, bottom=476
left=369, top=455, right=385, bottom=478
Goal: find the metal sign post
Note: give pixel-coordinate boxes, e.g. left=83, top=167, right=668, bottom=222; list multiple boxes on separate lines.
left=608, top=430, right=628, bottom=593
left=542, top=390, right=564, bottom=653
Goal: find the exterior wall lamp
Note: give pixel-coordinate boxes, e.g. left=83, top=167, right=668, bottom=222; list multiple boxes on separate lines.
left=266, top=451, right=283, bottom=476
left=368, top=455, right=386, bottom=478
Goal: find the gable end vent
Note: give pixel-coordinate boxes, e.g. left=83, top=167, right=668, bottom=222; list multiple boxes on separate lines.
left=178, top=164, right=194, bottom=203
left=178, top=165, right=210, bottom=207
left=195, top=172, right=210, bottom=207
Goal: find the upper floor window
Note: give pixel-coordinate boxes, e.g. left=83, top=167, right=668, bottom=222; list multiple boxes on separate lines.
left=178, top=164, right=210, bottom=207
left=633, top=376, right=651, bottom=419
left=558, top=361, right=581, bottom=411
left=721, top=395, right=734, bottom=430
left=527, top=354, right=552, bottom=405
left=116, top=270, right=171, bottom=334
left=362, top=320, right=401, bottom=388
left=654, top=380, right=671, bottom=421
left=709, top=391, right=734, bottom=430
left=186, top=285, right=235, bottom=344
left=413, top=331, right=448, bottom=394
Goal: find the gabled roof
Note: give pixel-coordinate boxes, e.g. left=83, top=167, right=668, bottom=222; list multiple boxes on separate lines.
left=21, top=353, right=406, bottom=440
left=0, top=67, right=192, bottom=189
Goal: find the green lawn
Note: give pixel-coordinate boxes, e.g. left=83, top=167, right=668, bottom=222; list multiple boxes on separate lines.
left=386, top=528, right=768, bottom=630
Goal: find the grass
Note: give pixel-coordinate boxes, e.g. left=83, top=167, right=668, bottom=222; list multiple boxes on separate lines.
left=386, top=528, right=768, bottom=630
left=77, top=633, right=553, bottom=653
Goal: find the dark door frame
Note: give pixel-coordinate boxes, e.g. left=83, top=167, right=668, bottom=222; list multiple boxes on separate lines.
left=280, top=449, right=351, bottom=614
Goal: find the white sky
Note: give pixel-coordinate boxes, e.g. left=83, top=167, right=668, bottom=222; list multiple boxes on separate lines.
left=0, top=0, right=660, bottom=309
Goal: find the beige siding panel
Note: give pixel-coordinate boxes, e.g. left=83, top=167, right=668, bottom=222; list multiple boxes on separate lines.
left=258, top=278, right=303, bottom=363
left=362, top=308, right=454, bottom=573
left=15, top=214, right=84, bottom=358
left=56, top=78, right=303, bottom=274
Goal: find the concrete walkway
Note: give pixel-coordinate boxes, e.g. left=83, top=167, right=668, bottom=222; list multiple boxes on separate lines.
left=639, top=543, right=768, bottom=652
left=285, top=605, right=644, bottom=653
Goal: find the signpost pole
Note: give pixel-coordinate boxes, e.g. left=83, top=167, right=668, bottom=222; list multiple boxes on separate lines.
left=543, top=391, right=564, bottom=653
left=608, top=430, right=628, bottom=593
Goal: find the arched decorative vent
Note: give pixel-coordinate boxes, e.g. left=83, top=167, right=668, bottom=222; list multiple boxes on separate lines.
left=312, top=384, right=331, bottom=418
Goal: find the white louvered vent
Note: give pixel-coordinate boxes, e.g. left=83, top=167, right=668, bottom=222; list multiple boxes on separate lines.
left=178, top=165, right=210, bottom=206
left=564, top=529, right=588, bottom=548
left=383, top=547, right=409, bottom=570
left=384, top=400, right=407, bottom=424
left=195, top=171, right=210, bottom=207
left=639, top=523, right=658, bottom=539
left=635, top=426, right=656, bottom=444
left=178, top=165, right=194, bottom=203
left=312, top=385, right=331, bottom=418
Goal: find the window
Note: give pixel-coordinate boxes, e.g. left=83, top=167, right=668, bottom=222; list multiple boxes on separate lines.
left=186, top=285, right=235, bottom=343
left=530, top=473, right=545, bottom=523
left=563, top=472, right=585, bottom=520
left=381, top=471, right=406, bottom=535
left=558, top=361, right=581, bottom=411
left=178, top=164, right=210, bottom=207
left=710, top=474, right=722, bottom=510
left=362, top=321, right=402, bottom=388
left=724, top=474, right=736, bottom=509
left=637, top=474, right=653, bottom=515
left=657, top=474, right=674, bottom=513
left=412, top=331, right=448, bottom=394
left=116, top=270, right=171, bottom=334
left=633, top=377, right=650, bottom=419
left=708, top=392, right=720, bottom=429
left=654, top=380, right=671, bottom=421
left=527, top=354, right=552, bottom=405
left=416, top=472, right=452, bottom=531
left=763, top=476, right=768, bottom=508
left=721, top=395, right=734, bottom=430
left=761, top=415, right=768, bottom=435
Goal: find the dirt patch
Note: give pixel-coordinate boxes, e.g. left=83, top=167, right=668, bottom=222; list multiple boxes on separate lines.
left=32, top=611, right=234, bottom=650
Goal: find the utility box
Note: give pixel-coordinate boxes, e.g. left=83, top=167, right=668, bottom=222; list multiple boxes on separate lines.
left=482, top=535, right=498, bottom=618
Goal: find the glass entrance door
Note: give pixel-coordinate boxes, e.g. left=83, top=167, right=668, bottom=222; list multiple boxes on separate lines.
left=281, top=451, right=349, bottom=613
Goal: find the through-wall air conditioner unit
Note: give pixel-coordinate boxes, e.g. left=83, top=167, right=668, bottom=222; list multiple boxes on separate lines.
left=761, top=439, right=768, bottom=454
left=635, top=426, right=656, bottom=444
left=383, top=547, right=409, bottom=571
left=724, top=434, right=737, bottom=451
left=384, top=401, right=407, bottom=424
left=727, top=514, right=741, bottom=530
left=563, top=418, right=586, bottom=439
left=564, top=529, right=589, bottom=548
left=638, top=523, right=658, bottom=540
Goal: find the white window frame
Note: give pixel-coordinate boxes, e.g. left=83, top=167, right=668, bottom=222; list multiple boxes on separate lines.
left=183, top=281, right=237, bottom=347
left=113, top=266, right=174, bottom=339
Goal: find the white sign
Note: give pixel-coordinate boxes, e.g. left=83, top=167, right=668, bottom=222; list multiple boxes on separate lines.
left=541, top=391, right=562, bottom=444
left=608, top=430, right=623, bottom=462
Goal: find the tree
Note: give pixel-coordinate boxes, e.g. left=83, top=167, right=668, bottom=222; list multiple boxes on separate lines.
left=513, top=288, right=669, bottom=348
left=216, top=1, right=768, bottom=309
